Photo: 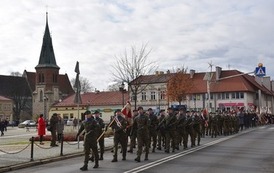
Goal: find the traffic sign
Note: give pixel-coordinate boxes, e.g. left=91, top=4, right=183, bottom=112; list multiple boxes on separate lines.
left=255, top=66, right=266, bottom=77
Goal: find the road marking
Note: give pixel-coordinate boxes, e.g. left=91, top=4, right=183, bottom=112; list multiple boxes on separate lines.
left=124, top=128, right=255, bottom=173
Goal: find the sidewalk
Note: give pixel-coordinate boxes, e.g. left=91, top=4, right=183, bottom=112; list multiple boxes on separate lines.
left=0, top=126, right=114, bottom=172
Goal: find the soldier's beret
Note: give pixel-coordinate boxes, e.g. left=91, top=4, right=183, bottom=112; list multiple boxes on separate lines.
left=84, top=110, right=91, bottom=115
left=148, top=108, right=153, bottom=111
left=94, top=110, right=100, bottom=114
left=137, top=106, right=143, bottom=111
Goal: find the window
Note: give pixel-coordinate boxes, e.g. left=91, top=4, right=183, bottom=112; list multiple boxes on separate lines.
left=150, top=91, right=156, bottom=100
left=52, top=73, right=58, bottom=83
left=38, top=73, right=44, bottom=83
left=141, top=92, right=147, bottom=101
left=218, top=93, right=230, bottom=100
left=231, top=92, right=244, bottom=99
left=131, top=95, right=136, bottom=102
left=40, top=90, right=43, bottom=102
left=160, top=91, right=166, bottom=100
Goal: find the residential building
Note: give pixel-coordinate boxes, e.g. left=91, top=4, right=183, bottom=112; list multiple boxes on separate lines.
left=0, top=95, right=13, bottom=121
left=129, top=66, right=274, bottom=114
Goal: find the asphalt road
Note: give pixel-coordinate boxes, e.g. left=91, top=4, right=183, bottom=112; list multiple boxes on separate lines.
left=6, top=125, right=274, bottom=173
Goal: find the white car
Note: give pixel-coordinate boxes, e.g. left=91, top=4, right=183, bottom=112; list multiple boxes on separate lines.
left=66, top=119, right=74, bottom=126
left=18, top=120, right=36, bottom=128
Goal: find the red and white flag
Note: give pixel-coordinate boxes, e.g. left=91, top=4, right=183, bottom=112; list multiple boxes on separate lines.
left=121, top=101, right=132, bottom=118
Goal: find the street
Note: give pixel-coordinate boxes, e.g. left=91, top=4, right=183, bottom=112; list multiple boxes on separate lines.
left=5, top=125, right=274, bottom=173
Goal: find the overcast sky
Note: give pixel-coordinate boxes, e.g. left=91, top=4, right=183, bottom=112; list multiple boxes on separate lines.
left=0, top=0, right=273, bottom=90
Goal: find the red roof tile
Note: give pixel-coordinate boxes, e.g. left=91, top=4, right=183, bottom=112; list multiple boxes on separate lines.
left=53, top=91, right=129, bottom=107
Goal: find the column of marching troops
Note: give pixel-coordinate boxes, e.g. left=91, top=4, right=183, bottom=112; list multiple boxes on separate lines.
left=76, top=107, right=268, bottom=171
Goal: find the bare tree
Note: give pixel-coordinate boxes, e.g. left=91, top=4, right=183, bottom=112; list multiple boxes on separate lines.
left=112, top=43, right=157, bottom=109
left=70, top=76, right=93, bottom=93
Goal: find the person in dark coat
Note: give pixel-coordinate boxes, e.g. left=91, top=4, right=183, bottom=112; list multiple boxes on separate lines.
left=50, top=113, right=59, bottom=147
left=0, top=119, right=5, bottom=136
left=76, top=111, right=100, bottom=171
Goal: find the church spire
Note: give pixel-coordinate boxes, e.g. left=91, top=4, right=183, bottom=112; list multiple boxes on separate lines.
left=36, top=12, right=59, bottom=69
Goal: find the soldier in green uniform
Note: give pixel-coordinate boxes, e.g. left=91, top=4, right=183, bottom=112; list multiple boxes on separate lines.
left=76, top=111, right=100, bottom=171
left=131, top=106, right=150, bottom=162
left=94, top=110, right=105, bottom=160
left=176, top=108, right=187, bottom=149
left=110, top=109, right=128, bottom=162
left=159, top=107, right=177, bottom=153
left=147, top=108, right=159, bottom=152
left=184, top=111, right=194, bottom=148
left=156, top=110, right=166, bottom=150
left=128, top=109, right=138, bottom=153
left=192, top=111, right=202, bottom=146
left=211, top=112, right=219, bottom=138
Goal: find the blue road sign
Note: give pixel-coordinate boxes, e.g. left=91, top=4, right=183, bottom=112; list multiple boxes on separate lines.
left=255, top=66, right=266, bottom=77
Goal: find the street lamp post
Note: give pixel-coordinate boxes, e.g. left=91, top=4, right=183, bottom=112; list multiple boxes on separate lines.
left=43, top=96, right=48, bottom=121
left=119, top=82, right=126, bottom=107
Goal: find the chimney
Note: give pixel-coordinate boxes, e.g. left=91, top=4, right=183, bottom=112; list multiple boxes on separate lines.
left=189, top=69, right=195, bottom=78
left=215, top=66, right=222, bottom=81
left=166, top=70, right=170, bottom=74
left=155, top=71, right=159, bottom=75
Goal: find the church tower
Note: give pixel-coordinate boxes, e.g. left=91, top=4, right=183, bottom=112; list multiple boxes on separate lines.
left=33, top=12, right=61, bottom=120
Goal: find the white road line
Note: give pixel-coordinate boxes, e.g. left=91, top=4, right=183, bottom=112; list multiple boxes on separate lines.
left=124, top=128, right=255, bottom=173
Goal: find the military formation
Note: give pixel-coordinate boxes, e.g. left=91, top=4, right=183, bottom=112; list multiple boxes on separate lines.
left=76, top=107, right=263, bottom=171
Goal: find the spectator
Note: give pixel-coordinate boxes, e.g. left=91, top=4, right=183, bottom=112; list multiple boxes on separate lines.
left=0, top=119, right=5, bottom=136
left=37, top=114, right=46, bottom=145
left=57, top=115, right=64, bottom=143
left=73, top=118, right=78, bottom=129
left=49, top=113, right=59, bottom=147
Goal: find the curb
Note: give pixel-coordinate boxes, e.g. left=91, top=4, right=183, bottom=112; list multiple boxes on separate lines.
left=0, top=146, right=113, bottom=173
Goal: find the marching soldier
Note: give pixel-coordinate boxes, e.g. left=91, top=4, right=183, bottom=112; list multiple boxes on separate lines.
left=110, top=109, right=128, bottom=162
left=147, top=108, right=159, bottom=152
left=184, top=111, right=194, bottom=148
left=192, top=111, right=202, bottom=146
left=157, top=110, right=166, bottom=150
left=128, top=109, right=138, bottom=153
left=94, top=110, right=105, bottom=160
left=159, top=107, right=177, bottom=153
left=211, top=112, right=219, bottom=138
left=76, top=111, right=100, bottom=171
left=176, top=108, right=187, bottom=149
left=131, top=106, right=150, bottom=162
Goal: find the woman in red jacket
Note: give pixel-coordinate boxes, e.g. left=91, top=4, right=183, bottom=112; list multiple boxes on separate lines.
left=37, top=114, right=46, bottom=145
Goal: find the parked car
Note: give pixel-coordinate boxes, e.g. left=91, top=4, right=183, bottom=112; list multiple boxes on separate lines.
left=66, top=119, right=74, bottom=126
left=18, top=120, right=36, bottom=128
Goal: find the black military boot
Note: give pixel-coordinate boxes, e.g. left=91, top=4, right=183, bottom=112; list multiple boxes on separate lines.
left=111, top=155, right=118, bottom=162
left=93, top=160, right=99, bottom=168
left=89, top=156, right=94, bottom=162
left=80, top=164, right=88, bottom=171
left=134, top=156, right=140, bottom=162
left=99, top=153, right=103, bottom=160
left=144, top=153, right=148, bottom=161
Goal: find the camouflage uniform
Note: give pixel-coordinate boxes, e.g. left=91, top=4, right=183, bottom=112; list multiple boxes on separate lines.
left=128, top=110, right=138, bottom=153
left=211, top=113, right=219, bottom=138
left=176, top=110, right=187, bottom=149
left=77, top=111, right=100, bottom=171
left=148, top=108, right=159, bottom=152
left=110, top=110, right=128, bottom=162
left=159, top=108, right=177, bottom=153
left=156, top=110, right=166, bottom=150
left=192, top=112, right=202, bottom=146
left=184, top=111, right=194, bottom=148
left=94, top=112, right=105, bottom=160
left=132, top=107, right=150, bottom=162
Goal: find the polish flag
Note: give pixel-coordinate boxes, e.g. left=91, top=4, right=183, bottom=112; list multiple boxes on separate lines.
left=121, top=101, right=132, bottom=118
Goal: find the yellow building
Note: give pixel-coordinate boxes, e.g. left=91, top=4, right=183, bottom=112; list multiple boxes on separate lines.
left=49, top=91, right=128, bottom=123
